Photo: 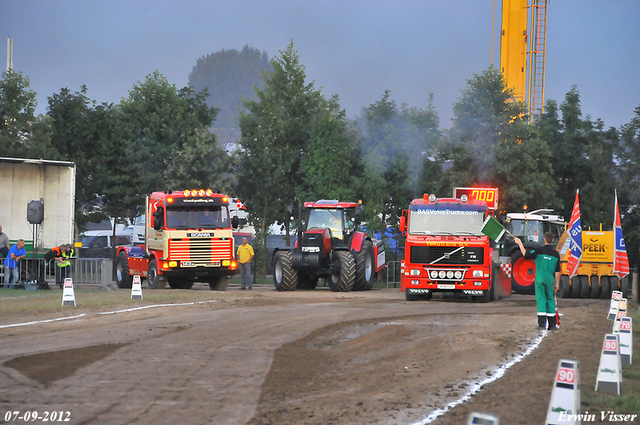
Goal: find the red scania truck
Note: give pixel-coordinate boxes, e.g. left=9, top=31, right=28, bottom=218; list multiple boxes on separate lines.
left=115, top=189, right=239, bottom=290
left=399, top=187, right=510, bottom=302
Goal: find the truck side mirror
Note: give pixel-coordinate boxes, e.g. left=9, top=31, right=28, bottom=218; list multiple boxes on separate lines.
left=232, top=216, right=239, bottom=229
left=399, top=215, right=406, bottom=233
left=287, top=205, right=294, bottom=215
left=354, top=206, right=363, bottom=217
left=153, top=207, right=164, bottom=231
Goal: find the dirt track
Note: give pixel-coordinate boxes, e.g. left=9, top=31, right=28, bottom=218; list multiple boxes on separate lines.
left=0, top=285, right=624, bottom=424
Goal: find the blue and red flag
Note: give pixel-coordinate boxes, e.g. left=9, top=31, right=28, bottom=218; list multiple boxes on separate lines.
left=566, top=190, right=583, bottom=277
left=613, top=190, right=629, bottom=278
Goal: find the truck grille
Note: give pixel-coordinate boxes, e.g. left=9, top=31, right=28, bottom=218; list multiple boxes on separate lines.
left=169, top=238, right=232, bottom=263
left=410, top=246, right=483, bottom=265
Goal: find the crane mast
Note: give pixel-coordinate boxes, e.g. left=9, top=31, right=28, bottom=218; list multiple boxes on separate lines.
left=499, top=0, right=548, bottom=123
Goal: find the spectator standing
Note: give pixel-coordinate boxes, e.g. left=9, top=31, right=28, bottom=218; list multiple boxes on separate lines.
left=4, top=239, right=26, bottom=289
left=0, top=225, right=10, bottom=258
left=236, top=237, right=254, bottom=290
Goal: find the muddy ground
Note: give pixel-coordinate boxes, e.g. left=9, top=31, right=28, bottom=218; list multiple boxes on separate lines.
left=0, top=284, right=633, bottom=424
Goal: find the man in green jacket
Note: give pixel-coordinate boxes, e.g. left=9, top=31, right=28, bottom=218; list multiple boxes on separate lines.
left=514, top=232, right=560, bottom=330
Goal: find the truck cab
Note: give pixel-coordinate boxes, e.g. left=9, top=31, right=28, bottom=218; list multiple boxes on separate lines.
left=400, top=188, right=507, bottom=302
left=116, top=189, right=239, bottom=290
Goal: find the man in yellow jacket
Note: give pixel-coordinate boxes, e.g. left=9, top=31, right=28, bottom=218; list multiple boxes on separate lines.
left=236, top=237, right=254, bottom=290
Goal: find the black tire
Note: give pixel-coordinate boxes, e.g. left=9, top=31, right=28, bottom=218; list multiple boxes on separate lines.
left=208, top=276, right=229, bottom=291
left=115, top=251, right=132, bottom=289
left=609, top=276, right=620, bottom=293
left=273, top=251, right=298, bottom=291
left=579, top=275, right=590, bottom=298
left=168, top=278, right=186, bottom=289
left=405, top=290, right=420, bottom=301
left=183, top=280, right=194, bottom=289
left=473, top=288, right=491, bottom=303
left=329, top=250, right=355, bottom=292
left=147, top=259, right=166, bottom=289
left=510, top=251, right=536, bottom=294
left=570, top=276, right=581, bottom=298
left=559, top=275, right=571, bottom=298
left=298, top=273, right=318, bottom=290
left=589, top=275, right=601, bottom=299
left=599, top=276, right=611, bottom=299
left=353, top=240, right=375, bottom=291
left=620, top=276, right=629, bottom=298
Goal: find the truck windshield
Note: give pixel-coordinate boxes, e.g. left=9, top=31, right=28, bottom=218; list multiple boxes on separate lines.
left=506, top=219, right=564, bottom=244
left=306, top=208, right=343, bottom=239
left=409, top=208, right=485, bottom=236
left=166, top=206, right=230, bottom=230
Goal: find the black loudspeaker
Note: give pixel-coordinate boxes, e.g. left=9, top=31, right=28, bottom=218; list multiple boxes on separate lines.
left=27, top=200, right=44, bottom=224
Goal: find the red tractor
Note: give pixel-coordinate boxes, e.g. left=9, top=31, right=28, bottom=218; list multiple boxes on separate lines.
left=272, top=200, right=386, bottom=291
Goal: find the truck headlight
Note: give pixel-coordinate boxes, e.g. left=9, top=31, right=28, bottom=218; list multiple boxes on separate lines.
left=410, top=269, right=421, bottom=276
left=472, top=270, right=483, bottom=277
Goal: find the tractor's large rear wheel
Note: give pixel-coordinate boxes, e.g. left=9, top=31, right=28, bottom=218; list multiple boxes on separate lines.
left=329, top=251, right=355, bottom=292
left=510, top=252, right=536, bottom=294
left=273, top=251, right=298, bottom=291
left=353, top=240, right=375, bottom=291
left=115, top=251, right=132, bottom=289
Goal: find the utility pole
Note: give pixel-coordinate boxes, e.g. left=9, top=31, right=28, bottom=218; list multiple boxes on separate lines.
left=6, top=38, right=13, bottom=71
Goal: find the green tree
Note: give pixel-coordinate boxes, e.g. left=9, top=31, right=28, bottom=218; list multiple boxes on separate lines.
left=189, top=45, right=273, bottom=129
left=237, top=41, right=362, bottom=276
left=118, top=71, right=223, bottom=197
left=0, top=70, right=39, bottom=157
left=439, top=67, right=557, bottom=213
left=47, top=86, right=104, bottom=229
left=237, top=42, right=322, bottom=238
left=358, top=91, right=441, bottom=234
left=616, top=105, right=640, bottom=269
left=537, top=87, right=619, bottom=228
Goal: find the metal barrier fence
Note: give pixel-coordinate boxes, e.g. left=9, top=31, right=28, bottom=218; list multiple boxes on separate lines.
left=385, top=260, right=402, bottom=288
left=1, top=257, right=113, bottom=288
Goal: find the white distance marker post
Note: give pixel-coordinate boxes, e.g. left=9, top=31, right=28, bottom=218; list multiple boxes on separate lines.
left=607, top=290, right=623, bottom=321
left=467, top=412, right=499, bottom=425
left=595, top=334, right=622, bottom=395
left=61, top=278, right=76, bottom=307
left=613, top=304, right=627, bottom=333
left=618, top=317, right=633, bottom=365
left=131, top=275, right=143, bottom=300
left=546, top=359, right=581, bottom=425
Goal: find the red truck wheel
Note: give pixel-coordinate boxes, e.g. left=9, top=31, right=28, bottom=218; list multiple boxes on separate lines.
left=510, top=252, right=536, bottom=294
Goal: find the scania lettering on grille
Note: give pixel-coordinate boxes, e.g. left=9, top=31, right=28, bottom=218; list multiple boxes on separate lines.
left=187, top=232, right=213, bottom=237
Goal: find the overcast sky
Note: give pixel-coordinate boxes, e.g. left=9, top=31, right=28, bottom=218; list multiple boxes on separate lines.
left=1, top=0, right=638, bottom=130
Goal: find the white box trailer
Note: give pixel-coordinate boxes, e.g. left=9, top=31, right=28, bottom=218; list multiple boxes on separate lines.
left=0, top=157, right=76, bottom=252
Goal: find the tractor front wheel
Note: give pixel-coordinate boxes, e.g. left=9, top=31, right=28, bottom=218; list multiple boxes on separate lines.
left=273, top=251, right=298, bottom=291
left=353, top=240, right=375, bottom=291
left=329, top=251, right=355, bottom=292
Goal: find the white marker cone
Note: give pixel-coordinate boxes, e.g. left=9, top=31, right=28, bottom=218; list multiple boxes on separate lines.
left=618, top=317, right=633, bottom=365
left=546, top=359, right=581, bottom=424
left=595, top=334, right=622, bottom=395
left=607, top=290, right=623, bottom=321
left=61, top=278, right=76, bottom=307
left=131, top=275, right=143, bottom=300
